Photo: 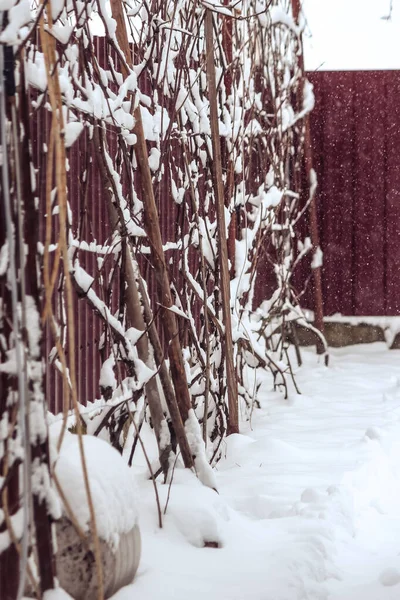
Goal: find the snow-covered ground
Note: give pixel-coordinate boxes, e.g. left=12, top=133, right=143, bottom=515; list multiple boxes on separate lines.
left=113, top=343, right=400, bottom=600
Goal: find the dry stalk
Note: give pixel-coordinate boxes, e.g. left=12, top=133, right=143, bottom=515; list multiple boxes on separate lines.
left=39, top=5, right=104, bottom=598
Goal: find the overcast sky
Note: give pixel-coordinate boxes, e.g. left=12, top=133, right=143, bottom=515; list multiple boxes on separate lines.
left=303, top=0, right=400, bottom=70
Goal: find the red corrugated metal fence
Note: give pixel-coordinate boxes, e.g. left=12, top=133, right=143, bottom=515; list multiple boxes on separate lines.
left=33, top=48, right=400, bottom=412
left=307, top=70, right=400, bottom=316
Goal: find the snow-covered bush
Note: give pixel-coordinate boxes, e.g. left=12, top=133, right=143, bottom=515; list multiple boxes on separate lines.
left=0, top=0, right=318, bottom=596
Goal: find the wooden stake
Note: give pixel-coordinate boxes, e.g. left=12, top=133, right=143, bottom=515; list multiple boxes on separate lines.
left=124, top=246, right=172, bottom=476
left=204, top=10, right=239, bottom=434
left=110, top=0, right=196, bottom=451
left=136, top=276, right=195, bottom=469
left=222, top=3, right=237, bottom=278
left=91, top=123, right=194, bottom=471
left=291, top=0, right=326, bottom=356
left=39, top=7, right=104, bottom=597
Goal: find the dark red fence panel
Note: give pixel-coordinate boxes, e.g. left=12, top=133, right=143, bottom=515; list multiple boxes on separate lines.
left=352, top=72, right=386, bottom=315
left=306, top=70, right=400, bottom=316
left=254, top=70, right=400, bottom=318
left=385, top=75, right=400, bottom=314
left=315, top=71, right=355, bottom=316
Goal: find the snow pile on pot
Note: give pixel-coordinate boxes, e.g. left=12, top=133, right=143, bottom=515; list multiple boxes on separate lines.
left=51, top=430, right=141, bottom=599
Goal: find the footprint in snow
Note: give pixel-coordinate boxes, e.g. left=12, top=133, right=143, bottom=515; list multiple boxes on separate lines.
left=364, top=427, right=382, bottom=441
left=379, top=568, right=400, bottom=586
